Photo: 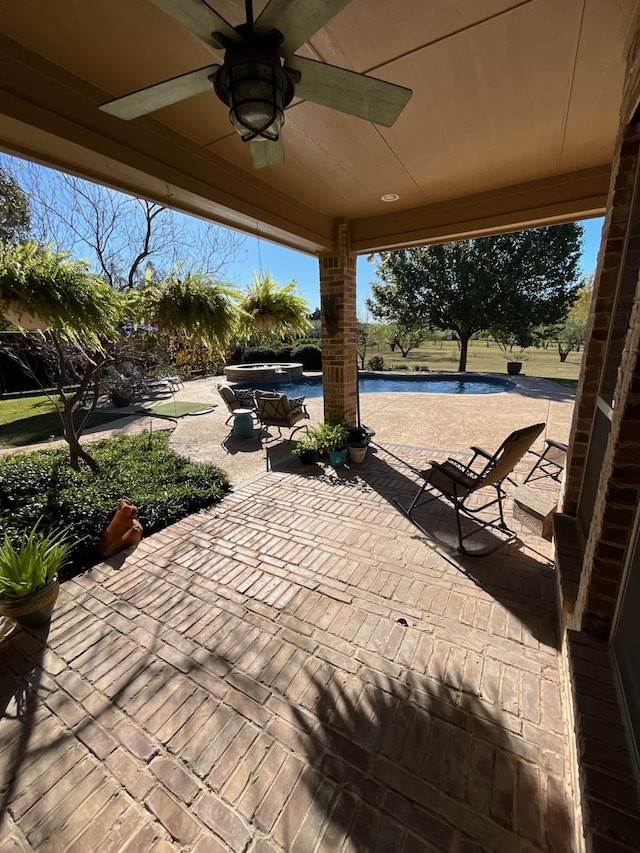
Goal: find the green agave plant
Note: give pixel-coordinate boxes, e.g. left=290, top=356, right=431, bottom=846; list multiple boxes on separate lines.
left=0, top=523, right=73, bottom=600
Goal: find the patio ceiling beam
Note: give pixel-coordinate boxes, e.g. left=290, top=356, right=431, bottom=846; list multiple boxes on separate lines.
left=349, top=165, right=610, bottom=253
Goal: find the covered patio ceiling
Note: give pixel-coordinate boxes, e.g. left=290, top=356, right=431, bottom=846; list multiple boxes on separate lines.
left=0, top=0, right=637, bottom=256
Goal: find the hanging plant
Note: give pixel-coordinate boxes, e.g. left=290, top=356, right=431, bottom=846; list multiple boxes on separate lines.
left=0, top=241, right=123, bottom=345
left=239, top=271, right=311, bottom=341
left=130, top=269, right=241, bottom=352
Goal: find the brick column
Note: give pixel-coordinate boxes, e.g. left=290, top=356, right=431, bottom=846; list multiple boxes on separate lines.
left=560, top=18, right=640, bottom=636
left=318, top=220, right=358, bottom=425
left=578, top=304, right=640, bottom=634
left=562, top=122, right=640, bottom=515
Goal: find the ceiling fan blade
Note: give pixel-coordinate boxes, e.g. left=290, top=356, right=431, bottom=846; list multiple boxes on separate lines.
left=100, top=65, right=220, bottom=120
left=148, top=0, right=240, bottom=47
left=255, top=0, right=353, bottom=54
left=288, top=56, right=412, bottom=128
left=248, top=139, right=284, bottom=169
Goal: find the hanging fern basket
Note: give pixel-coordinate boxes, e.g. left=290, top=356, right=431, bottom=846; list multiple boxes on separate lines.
left=252, top=313, right=279, bottom=334
left=0, top=295, right=49, bottom=331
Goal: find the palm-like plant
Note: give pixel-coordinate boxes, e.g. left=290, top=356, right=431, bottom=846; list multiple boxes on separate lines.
left=131, top=269, right=240, bottom=352
left=0, top=523, right=72, bottom=600
left=239, top=271, right=311, bottom=340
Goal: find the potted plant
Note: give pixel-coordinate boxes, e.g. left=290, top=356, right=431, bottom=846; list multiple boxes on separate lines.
left=347, top=425, right=374, bottom=464
left=292, top=434, right=319, bottom=464
left=491, top=329, right=533, bottom=376
left=0, top=523, right=73, bottom=627
left=316, top=423, right=350, bottom=467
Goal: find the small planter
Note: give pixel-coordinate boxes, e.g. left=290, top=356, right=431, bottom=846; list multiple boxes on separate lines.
left=297, top=448, right=318, bottom=465
left=507, top=361, right=523, bottom=375
left=348, top=444, right=368, bottom=464
left=0, top=577, right=60, bottom=627
left=328, top=449, right=348, bottom=468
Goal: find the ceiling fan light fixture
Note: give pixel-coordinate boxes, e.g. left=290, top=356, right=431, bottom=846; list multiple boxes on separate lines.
left=214, top=47, right=295, bottom=142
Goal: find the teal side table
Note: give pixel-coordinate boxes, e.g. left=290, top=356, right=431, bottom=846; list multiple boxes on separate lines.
left=232, top=408, right=254, bottom=439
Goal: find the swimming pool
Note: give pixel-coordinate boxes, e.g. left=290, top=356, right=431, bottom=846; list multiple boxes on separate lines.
left=233, top=372, right=514, bottom=398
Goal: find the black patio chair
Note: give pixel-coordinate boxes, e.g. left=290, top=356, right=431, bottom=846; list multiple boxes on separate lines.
left=523, top=437, right=568, bottom=483
left=394, top=422, right=545, bottom=556
left=254, top=390, right=309, bottom=440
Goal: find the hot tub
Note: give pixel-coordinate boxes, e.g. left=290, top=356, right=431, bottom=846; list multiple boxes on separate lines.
left=224, top=362, right=304, bottom=384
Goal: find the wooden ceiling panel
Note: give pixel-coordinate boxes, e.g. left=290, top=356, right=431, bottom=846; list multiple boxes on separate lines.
left=304, top=0, right=528, bottom=75
left=559, top=0, right=633, bottom=172
left=0, top=0, right=221, bottom=95
left=0, top=0, right=635, bottom=252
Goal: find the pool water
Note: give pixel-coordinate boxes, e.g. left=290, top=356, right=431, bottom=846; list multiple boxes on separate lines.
left=236, top=372, right=513, bottom=398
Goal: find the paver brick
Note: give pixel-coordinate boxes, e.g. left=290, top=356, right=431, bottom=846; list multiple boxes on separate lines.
left=193, top=792, right=252, bottom=851
left=65, top=802, right=144, bottom=853
left=105, top=748, right=157, bottom=800
left=150, top=756, right=201, bottom=804
left=1, top=448, right=584, bottom=852
left=146, top=787, right=201, bottom=845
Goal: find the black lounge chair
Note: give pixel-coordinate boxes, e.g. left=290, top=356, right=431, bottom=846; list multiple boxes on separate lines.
left=395, top=422, right=545, bottom=556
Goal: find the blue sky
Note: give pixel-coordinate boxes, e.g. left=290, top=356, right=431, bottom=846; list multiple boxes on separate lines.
left=231, top=217, right=604, bottom=316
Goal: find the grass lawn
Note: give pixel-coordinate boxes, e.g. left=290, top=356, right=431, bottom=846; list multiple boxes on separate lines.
left=0, top=394, right=123, bottom=449
left=367, top=339, right=584, bottom=381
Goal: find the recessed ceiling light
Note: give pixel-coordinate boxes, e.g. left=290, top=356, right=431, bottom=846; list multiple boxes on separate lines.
left=381, top=193, right=400, bottom=202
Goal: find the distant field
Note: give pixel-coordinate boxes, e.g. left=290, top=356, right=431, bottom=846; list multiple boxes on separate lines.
left=365, top=339, right=583, bottom=382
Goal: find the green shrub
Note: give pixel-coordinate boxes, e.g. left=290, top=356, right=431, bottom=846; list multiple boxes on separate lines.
left=0, top=432, right=230, bottom=578
left=367, top=356, right=384, bottom=370
left=292, top=344, right=322, bottom=370
left=274, top=345, right=294, bottom=361
left=392, top=363, right=410, bottom=370
left=241, top=347, right=278, bottom=364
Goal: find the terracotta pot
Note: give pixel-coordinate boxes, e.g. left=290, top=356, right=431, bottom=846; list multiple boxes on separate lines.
left=0, top=578, right=60, bottom=627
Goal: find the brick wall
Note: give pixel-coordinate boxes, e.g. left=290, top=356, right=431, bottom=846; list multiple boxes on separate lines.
left=562, top=123, right=640, bottom=517
left=561, top=25, right=640, bottom=636
left=318, top=220, right=358, bottom=426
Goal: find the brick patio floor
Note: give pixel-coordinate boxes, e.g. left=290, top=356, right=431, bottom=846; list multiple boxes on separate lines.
left=0, top=443, right=574, bottom=852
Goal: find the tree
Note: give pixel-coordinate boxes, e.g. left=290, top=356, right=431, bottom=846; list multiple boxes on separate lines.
left=356, top=320, right=377, bottom=369
left=238, top=271, right=311, bottom=342
left=553, top=272, right=593, bottom=361
left=0, top=154, right=245, bottom=289
left=0, top=243, right=124, bottom=471
left=367, top=224, right=583, bottom=371
left=0, top=166, right=30, bottom=245
left=1, top=247, right=240, bottom=472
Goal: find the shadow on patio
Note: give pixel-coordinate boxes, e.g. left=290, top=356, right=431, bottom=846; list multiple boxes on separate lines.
left=1, top=443, right=574, bottom=851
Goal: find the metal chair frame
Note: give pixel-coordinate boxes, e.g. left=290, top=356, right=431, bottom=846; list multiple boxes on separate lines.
left=395, top=423, right=545, bottom=556
left=254, top=390, right=309, bottom=441
left=523, top=438, right=568, bottom=483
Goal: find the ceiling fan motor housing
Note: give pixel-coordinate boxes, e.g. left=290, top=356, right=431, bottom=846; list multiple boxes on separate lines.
left=213, top=29, right=297, bottom=142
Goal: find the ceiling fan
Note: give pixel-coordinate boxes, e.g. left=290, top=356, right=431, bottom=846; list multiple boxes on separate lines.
left=100, top=0, right=413, bottom=169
